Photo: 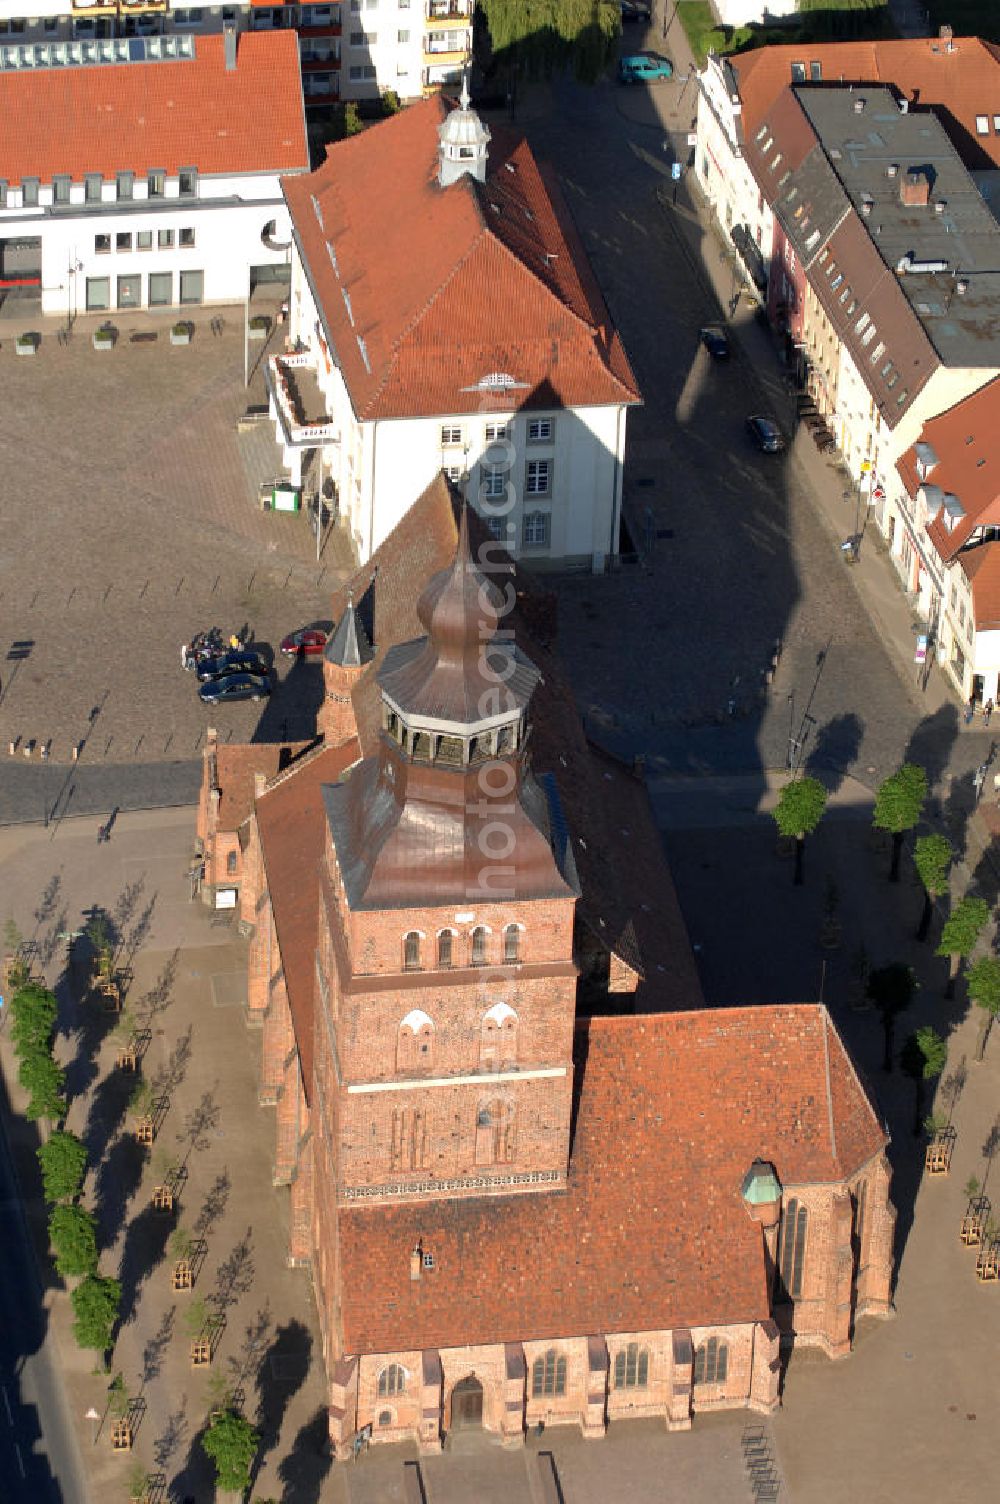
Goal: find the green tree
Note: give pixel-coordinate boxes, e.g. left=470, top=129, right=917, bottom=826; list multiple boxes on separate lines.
left=9, top=982, right=58, bottom=1056
left=126, top=1463, right=153, bottom=1504
left=380, top=87, right=401, bottom=115
left=967, top=955, right=1000, bottom=1062
left=480, top=0, right=620, bottom=84
left=912, top=832, right=952, bottom=942
left=873, top=762, right=928, bottom=882
left=867, top=962, right=916, bottom=1072
left=18, top=1046, right=66, bottom=1122
left=344, top=102, right=363, bottom=137
left=71, top=1274, right=121, bottom=1354
left=108, top=1372, right=130, bottom=1420
left=48, top=1203, right=98, bottom=1278
left=201, top=1409, right=260, bottom=1495
left=901, top=1026, right=947, bottom=1136
left=937, top=895, right=990, bottom=999
left=37, top=1130, right=88, bottom=1204
left=772, top=776, right=828, bottom=885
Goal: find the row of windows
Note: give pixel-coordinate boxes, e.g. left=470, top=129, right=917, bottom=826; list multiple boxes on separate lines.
left=389, top=1098, right=515, bottom=1170
left=396, top=1007, right=518, bottom=1073
left=85, top=270, right=204, bottom=312
left=403, top=925, right=521, bottom=971
left=442, top=417, right=553, bottom=447
left=374, top=1340, right=730, bottom=1407
left=479, top=458, right=551, bottom=497
left=0, top=169, right=194, bottom=210
left=478, top=509, right=550, bottom=550
left=94, top=227, right=196, bottom=255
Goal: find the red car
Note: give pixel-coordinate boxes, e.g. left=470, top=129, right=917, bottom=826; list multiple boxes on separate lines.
left=279, top=627, right=328, bottom=658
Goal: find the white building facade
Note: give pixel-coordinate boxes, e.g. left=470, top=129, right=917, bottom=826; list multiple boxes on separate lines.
left=0, top=29, right=307, bottom=316
left=270, top=85, right=639, bottom=570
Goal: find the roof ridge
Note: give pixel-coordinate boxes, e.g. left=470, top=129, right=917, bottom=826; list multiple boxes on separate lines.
left=256, top=736, right=336, bottom=801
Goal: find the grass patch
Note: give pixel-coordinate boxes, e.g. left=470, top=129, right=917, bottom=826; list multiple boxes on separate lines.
left=677, top=0, right=894, bottom=68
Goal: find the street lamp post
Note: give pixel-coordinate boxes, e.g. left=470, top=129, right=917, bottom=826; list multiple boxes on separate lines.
left=786, top=692, right=796, bottom=772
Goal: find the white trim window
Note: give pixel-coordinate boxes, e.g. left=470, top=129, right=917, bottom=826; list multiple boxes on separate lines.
left=522, top=510, right=550, bottom=548
left=525, top=459, right=551, bottom=496
left=440, top=424, right=463, bottom=446
left=481, top=465, right=506, bottom=499
left=485, top=421, right=510, bottom=441
left=527, top=416, right=553, bottom=442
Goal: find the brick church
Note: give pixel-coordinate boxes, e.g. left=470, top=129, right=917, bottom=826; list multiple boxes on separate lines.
left=197, top=477, right=895, bottom=1455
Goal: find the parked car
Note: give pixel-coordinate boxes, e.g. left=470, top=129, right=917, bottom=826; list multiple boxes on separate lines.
left=746, top=415, right=786, bottom=453
left=700, top=326, right=730, bottom=359
left=198, top=673, right=272, bottom=705
left=619, top=52, right=673, bottom=83
left=195, top=650, right=269, bottom=683
left=279, top=627, right=329, bottom=658
left=620, top=0, right=652, bottom=20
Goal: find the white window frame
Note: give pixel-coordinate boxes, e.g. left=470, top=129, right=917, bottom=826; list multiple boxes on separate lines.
left=440, top=424, right=463, bottom=446
left=526, top=417, right=553, bottom=442
left=525, top=459, right=551, bottom=496
left=522, top=510, right=550, bottom=548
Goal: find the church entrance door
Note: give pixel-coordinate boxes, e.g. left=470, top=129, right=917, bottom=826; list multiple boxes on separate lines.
left=451, top=1375, right=484, bottom=1429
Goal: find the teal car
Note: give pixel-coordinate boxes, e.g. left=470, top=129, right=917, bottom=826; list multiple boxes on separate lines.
left=619, top=52, right=673, bottom=83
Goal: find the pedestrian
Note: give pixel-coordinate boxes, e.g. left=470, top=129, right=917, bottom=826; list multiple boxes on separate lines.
left=985, top=699, right=994, bottom=727
left=229, top=633, right=240, bottom=651
left=974, top=764, right=986, bottom=803
left=181, top=642, right=190, bottom=670
left=993, top=772, right=1000, bottom=802
left=966, top=695, right=976, bottom=726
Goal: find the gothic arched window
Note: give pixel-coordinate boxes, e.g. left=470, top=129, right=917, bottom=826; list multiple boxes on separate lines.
left=437, top=930, right=454, bottom=969
left=378, top=1364, right=406, bottom=1397
left=693, top=1337, right=728, bottom=1385
left=777, top=1197, right=808, bottom=1300
left=471, top=926, right=488, bottom=966
left=614, top=1343, right=649, bottom=1389
left=503, top=924, right=521, bottom=964
left=531, top=1349, right=566, bottom=1397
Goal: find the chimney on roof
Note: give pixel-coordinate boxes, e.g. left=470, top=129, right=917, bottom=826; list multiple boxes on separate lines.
left=223, top=19, right=237, bottom=72
left=938, top=23, right=953, bottom=41
left=901, top=168, right=930, bottom=208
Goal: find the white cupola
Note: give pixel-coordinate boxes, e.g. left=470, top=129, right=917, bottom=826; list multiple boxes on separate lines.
left=438, top=72, right=490, bottom=187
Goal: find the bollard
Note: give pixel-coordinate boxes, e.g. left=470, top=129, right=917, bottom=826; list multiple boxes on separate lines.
left=72, top=744, right=79, bottom=761
left=8, top=740, right=15, bottom=756
left=40, top=741, right=49, bottom=761
left=23, top=740, right=34, bottom=758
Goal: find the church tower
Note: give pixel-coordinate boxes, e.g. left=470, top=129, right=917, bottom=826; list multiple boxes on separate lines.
left=311, top=509, right=580, bottom=1223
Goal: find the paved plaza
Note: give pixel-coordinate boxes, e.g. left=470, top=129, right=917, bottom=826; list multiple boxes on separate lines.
left=0, top=292, right=353, bottom=812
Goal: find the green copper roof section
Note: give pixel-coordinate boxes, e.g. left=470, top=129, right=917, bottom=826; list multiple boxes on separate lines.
left=741, top=1160, right=782, bottom=1206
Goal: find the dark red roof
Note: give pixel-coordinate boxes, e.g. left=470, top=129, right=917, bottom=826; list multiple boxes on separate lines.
left=897, top=377, right=1000, bottom=565
left=337, top=1006, right=887, bottom=1354
left=283, top=96, right=639, bottom=420
left=0, top=32, right=308, bottom=183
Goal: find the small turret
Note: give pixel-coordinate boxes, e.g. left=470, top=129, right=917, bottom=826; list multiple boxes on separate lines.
left=438, top=71, right=490, bottom=188
left=319, top=596, right=373, bottom=746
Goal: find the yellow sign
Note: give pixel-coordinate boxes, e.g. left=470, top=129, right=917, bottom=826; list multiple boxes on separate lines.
left=860, top=461, right=872, bottom=473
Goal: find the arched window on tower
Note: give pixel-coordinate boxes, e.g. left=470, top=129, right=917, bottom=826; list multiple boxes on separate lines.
left=471, top=926, right=488, bottom=966
left=480, top=1002, right=518, bottom=1071
left=437, top=929, right=454, bottom=969
left=503, top=923, right=521, bottom=964
left=411, top=731, right=432, bottom=761
left=437, top=734, right=464, bottom=766
left=397, top=1009, right=434, bottom=1073
left=474, top=1097, right=515, bottom=1166
left=403, top=931, right=422, bottom=971
left=497, top=723, right=515, bottom=754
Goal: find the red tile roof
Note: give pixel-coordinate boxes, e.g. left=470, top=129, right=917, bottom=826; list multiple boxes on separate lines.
left=256, top=741, right=360, bottom=1087
left=957, top=543, right=1000, bottom=630
left=897, top=377, right=1000, bottom=563
left=283, top=97, right=640, bottom=420
left=213, top=740, right=316, bottom=832
left=733, top=37, right=1000, bottom=169
left=337, top=1006, right=886, bottom=1354
left=0, top=32, right=308, bottom=183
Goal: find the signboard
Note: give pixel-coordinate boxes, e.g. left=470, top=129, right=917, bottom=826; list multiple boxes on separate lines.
left=872, top=485, right=886, bottom=503
left=860, top=461, right=872, bottom=474
left=215, top=888, right=237, bottom=910
left=687, top=132, right=698, bottom=147
left=915, top=634, right=928, bottom=665
left=671, top=162, right=682, bottom=181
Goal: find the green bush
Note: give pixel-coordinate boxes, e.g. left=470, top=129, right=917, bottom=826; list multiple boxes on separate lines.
left=10, top=982, right=58, bottom=1055
left=37, top=1130, right=88, bottom=1204
left=71, top=1274, right=121, bottom=1353
left=202, top=1410, right=259, bottom=1495
left=18, top=1047, right=66, bottom=1123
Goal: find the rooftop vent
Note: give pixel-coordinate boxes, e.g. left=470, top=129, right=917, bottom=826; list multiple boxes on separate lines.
left=886, top=162, right=899, bottom=178
left=956, top=277, right=969, bottom=295
left=898, top=97, right=909, bottom=114
left=896, top=253, right=949, bottom=275
left=853, top=97, right=866, bottom=113
left=861, top=198, right=873, bottom=216
left=934, top=200, right=946, bottom=214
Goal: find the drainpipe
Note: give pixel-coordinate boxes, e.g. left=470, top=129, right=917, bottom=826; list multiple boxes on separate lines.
left=608, top=404, right=625, bottom=570
left=367, top=421, right=378, bottom=563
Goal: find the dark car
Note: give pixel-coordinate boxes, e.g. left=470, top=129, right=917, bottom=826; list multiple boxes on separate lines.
left=700, top=326, right=730, bottom=359
left=198, top=673, right=272, bottom=705
left=279, top=627, right=329, bottom=658
left=620, top=0, right=652, bottom=20
left=746, top=415, right=786, bottom=453
left=196, top=650, right=269, bottom=683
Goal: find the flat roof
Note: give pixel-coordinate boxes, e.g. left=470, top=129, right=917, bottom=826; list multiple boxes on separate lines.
left=796, top=85, right=1000, bottom=368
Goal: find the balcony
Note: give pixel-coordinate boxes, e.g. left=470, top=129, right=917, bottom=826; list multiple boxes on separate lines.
left=119, top=0, right=167, bottom=9
left=71, top=0, right=116, bottom=10
left=424, top=4, right=471, bottom=22
left=266, top=353, right=339, bottom=448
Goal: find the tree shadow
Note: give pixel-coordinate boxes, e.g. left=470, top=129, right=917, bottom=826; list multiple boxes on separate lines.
left=151, top=1024, right=194, bottom=1104
left=122, top=894, right=158, bottom=973
left=154, top=1397, right=189, bottom=1474
left=903, top=701, right=960, bottom=823
left=247, top=1318, right=312, bottom=1494
left=134, top=949, right=180, bottom=1032
left=211, top=1226, right=255, bottom=1315
left=32, top=872, right=62, bottom=939
left=141, top=1308, right=176, bottom=1392
left=81, top=1064, right=132, bottom=1169
left=176, top=1088, right=221, bottom=1173
left=194, top=1170, right=231, bottom=1241
left=167, top=1418, right=215, bottom=1504
left=117, top=1201, right=175, bottom=1330
left=276, top=1406, right=333, bottom=1504
left=93, top=1131, right=147, bottom=1253
left=804, top=711, right=864, bottom=794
